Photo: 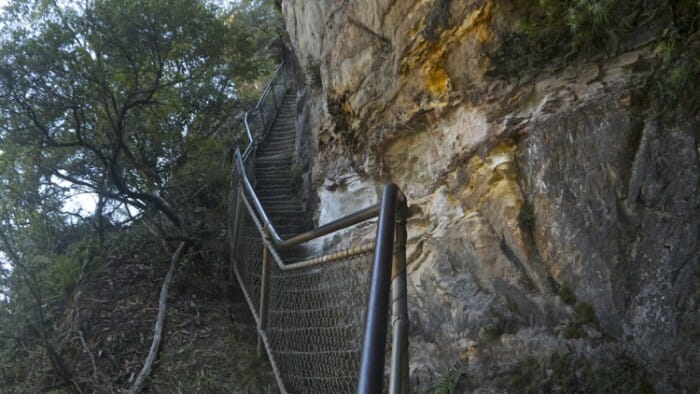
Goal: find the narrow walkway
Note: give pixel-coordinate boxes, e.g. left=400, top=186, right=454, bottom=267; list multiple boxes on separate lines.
left=253, top=91, right=308, bottom=260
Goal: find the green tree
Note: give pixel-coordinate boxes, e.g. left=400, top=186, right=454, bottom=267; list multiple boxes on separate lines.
left=0, top=0, right=282, bottom=391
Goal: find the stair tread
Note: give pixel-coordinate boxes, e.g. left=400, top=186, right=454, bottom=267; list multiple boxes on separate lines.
left=241, top=92, right=312, bottom=260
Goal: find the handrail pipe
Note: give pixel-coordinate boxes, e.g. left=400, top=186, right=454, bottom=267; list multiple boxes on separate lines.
left=230, top=62, right=410, bottom=394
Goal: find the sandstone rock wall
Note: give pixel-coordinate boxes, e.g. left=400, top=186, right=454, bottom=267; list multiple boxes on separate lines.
left=281, top=0, right=699, bottom=391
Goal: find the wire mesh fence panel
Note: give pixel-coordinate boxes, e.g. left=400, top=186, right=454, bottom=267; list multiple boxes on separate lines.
left=233, top=195, right=375, bottom=392
left=232, top=179, right=396, bottom=392
left=266, top=250, right=374, bottom=393
left=235, top=205, right=264, bottom=317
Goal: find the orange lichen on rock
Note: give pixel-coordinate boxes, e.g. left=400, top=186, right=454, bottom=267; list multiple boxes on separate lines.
left=399, top=1, right=494, bottom=96
left=422, top=51, right=450, bottom=95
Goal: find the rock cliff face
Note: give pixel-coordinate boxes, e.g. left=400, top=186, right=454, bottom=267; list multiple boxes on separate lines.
left=281, top=0, right=699, bottom=391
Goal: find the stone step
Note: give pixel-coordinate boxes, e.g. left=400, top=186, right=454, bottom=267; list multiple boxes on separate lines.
left=255, top=183, right=295, bottom=190
left=265, top=135, right=295, bottom=141
left=255, top=159, right=294, bottom=167
left=257, top=194, right=298, bottom=202
left=256, top=153, right=294, bottom=161
left=259, top=203, right=303, bottom=211
left=259, top=135, right=297, bottom=144
left=272, top=115, right=295, bottom=123
left=256, top=195, right=298, bottom=203
left=273, top=224, right=308, bottom=235
left=255, top=171, right=293, bottom=178
left=255, top=174, right=294, bottom=181
left=255, top=186, right=295, bottom=192
left=262, top=207, right=306, bottom=216
left=263, top=137, right=295, bottom=143
left=256, top=157, right=292, bottom=162
left=258, top=141, right=297, bottom=150
left=259, top=134, right=296, bottom=143
left=257, top=147, right=294, bottom=153
left=257, top=184, right=296, bottom=191
left=255, top=180, right=295, bottom=188
left=256, top=151, right=294, bottom=160
left=268, top=217, right=306, bottom=226
left=255, top=172, right=293, bottom=178
left=256, top=194, right=298, bottom=203
left=256, top=151, right=294, bottom=159
left=256, top=173, right=293, bottom=180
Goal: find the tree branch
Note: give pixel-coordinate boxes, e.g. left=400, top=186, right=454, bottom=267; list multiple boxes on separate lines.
left=127, top=241, right=188, bottom=394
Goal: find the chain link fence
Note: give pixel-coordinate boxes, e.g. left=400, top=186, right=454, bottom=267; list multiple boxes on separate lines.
left=232, top=191, right=377, bottom=393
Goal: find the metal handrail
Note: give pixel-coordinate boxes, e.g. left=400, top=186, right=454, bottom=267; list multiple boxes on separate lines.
left=242, top=62, right=286, bottom=161
left=235, top=147, right=379, bottom=252
left=230, top=62, right=410, bottom=394
left=359, top=184, right=409, bottom=394
left=233, top=178, right=410, bottom=393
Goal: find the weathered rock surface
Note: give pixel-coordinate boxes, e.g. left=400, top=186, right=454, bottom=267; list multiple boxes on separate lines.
left=281, top=0, right=699, bottom=391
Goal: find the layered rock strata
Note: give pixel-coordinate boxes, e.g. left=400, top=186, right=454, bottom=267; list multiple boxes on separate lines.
left=281, top=1, right=699, bottom=391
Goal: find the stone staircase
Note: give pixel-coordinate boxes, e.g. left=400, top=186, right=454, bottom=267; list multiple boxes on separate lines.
left=253, top=90, right=308, bottom=260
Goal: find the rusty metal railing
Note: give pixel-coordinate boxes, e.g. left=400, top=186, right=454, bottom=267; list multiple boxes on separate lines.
left=229, top=63, right=409, bottom=393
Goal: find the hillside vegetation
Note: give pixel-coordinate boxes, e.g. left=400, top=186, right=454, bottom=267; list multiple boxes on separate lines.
left=0, top=0, right=282, bottom=391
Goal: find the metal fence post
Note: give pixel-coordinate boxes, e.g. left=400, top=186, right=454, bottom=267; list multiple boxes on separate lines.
left=258, top=240, right=272, bottom=357
left=260, top=111, right=267, bottom=140
left=358, top=184, right=398, bottom=394
left=389, top=195, right=409, bottom=394
left=271, top=80, right=278, bottom=109
left=229, top=181, right=244, bottom=281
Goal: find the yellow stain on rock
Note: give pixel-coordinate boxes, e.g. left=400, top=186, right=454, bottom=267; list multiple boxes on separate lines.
left=341, top=100, right=353, bottom=114
left=456, top=140, right=522, bottom=215
left=399, top=2, right=494, bottom=96
left=423, top=57, right=450, bottom=95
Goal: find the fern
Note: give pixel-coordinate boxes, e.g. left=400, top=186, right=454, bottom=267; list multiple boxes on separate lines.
left=430, top=367, right=464, bottom=394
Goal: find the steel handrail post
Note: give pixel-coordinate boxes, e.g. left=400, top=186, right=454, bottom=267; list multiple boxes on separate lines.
left=230, top=179, right=244, bottom=275
left=389, top=194, right=409, bottom=394
left=255, top=62, right=285, bottom=109
left=258, top=241, right=272, bottom=357
left=243, top=111, right=255, bottom=153
left=260, top=111, right=267, bottom=142
left=358, top=184, right=398, bottom=394
left=271, top=78, right=278, bottom=111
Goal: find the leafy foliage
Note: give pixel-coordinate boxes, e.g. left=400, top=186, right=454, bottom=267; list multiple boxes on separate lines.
left=563, top=302, right=599, bottom=339
left=0, top=0, right=282, bottom=390
left=654, top=26, right=700, bottom=115
left=528, top=0, right=616, bottom=40
left=557, top=283, right=577, bottom=305
left=494, top=0, right=699, bottom=89
left=430, top=367, right=464, bottom=394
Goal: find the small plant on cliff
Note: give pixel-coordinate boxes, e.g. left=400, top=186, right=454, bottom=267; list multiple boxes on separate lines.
left=594, top=355, right=655, bottom=394
left=430, top=367, right=465, bottom=394
left=482, top=312, right=517, bottom=343
left=557, top=283, right=578, bottom=305
left=511, top=356, right=542, bottom=394
left=290, top=163, right=304, bottom=187
left=654, top=27, right=700, bottom=115
left=515, top=0, right=617, bottom=52
left=563, top=302, right=598, bottom=339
